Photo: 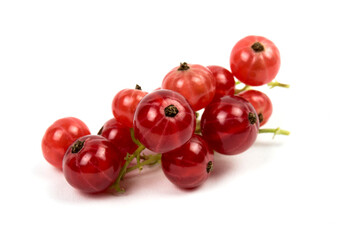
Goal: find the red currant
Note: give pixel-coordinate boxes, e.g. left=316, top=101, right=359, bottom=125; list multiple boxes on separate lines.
left=207, top=65, right=235, bottom=100
left=238, top=90, right=273, bottom=127
left=98, top=118, right=138, bottom=155
left=230, top=35, right=280, bottom=86
left=112, top=85, right=147, bottom=128
left=41, top=117, right=90, bottom=170
left=161, top=134, right=214, bottom=189
left=133, top=89, right=196, bottom=153
left=162, top=62, right=216, bottom=111
left=201, top=96, right=259, bottom=155
left=63, top=135, right=124, bottom=193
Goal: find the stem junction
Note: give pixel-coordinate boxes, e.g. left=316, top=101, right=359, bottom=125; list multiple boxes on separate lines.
left=107, top=128, right=162, bottom=194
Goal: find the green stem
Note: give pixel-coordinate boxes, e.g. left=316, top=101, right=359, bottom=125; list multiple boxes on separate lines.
left=259, top=127, right=290, bottom=139
left=267, top=80, right=290, bottom=89
left=126, top=154, right=162, bottom=173
left=234, top=85, right=251, bottom=94
left=121, top=145, right=145, bottom=180
left=195, top=119, right=201, bottom=134
left=108, top=144, right=145, bottom=193
left=136, top=152, right=142, bottom=170
left=130, top=128, right=142, bottom=147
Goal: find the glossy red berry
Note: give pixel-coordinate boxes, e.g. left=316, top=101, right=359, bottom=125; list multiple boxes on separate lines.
left=41, top=117, right=91, bottom=170
left=201, top=96, right=259, bottom=155
left=230, top=35, right=280, bottom=86
left=161, top=134, right=214, bottom=189
left=112, top=85, right=147, bottom=128
left=63, top=135, right=124, bottom=193
left=238, top=90, right=273, bottom=127
left=162, top=62, right=216, bottom=111
left=207, top=65, right=235, bottom=100
left=133, top=89, right=196, bottom=153
left=98, top=118, right=138, bottom=155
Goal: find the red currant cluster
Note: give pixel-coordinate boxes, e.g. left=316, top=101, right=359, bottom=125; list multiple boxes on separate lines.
left=41, top=35, right=289, bottom=194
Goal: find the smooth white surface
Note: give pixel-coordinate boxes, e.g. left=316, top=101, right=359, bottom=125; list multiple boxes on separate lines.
left=1, top=0, right=359, bottom=239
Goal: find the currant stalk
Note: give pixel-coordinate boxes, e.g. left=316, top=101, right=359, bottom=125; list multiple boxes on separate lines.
left=234, top=85, right=251, bottom=94
left=107, top=128, right=146, bottom=193
left=126, top=154, right=162, bottom=173
left=267, top=80, right=290, bottom=89
left=195, top=119, right=201, bottom=134
left=259, top=127, right=290, bottom=139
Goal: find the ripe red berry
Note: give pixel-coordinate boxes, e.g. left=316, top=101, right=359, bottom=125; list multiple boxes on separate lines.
left=63, top=135, right=124, bottom=193
left=238, top=90, right=273, bottom=127
left=162, top=62, right=216, bottom=111
left=41, top=117, right=91, bottom=170
left=230, top=35, right=280, bottom=86
left=98, top=118, right=138, bottom=155
left=161, top=134, right=214, bottom=189
left=133, top=89, right=196, bottom=153
left=201, top=96, right=259, bottom=155
left=207, top=65, right=235, bottom=100
left=112, top=85, right=147, bottom=128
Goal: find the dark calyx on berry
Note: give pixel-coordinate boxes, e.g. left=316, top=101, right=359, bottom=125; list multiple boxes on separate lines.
left=206, top=161, right=213, bottom=173
left=97, top=126, right=104, bottom=135
left=164, top=105, right=179, bottom=117
left=248, top=112, right=257, bottom=125
left=178, top=62, right=190, bottom=71
left=258, top=113, right=264, bottom=123
left=71, top=140, right=85, bottom=153
left=135, top=84, right=142, bottom=90
left=251, top=42, right=265, bottom=52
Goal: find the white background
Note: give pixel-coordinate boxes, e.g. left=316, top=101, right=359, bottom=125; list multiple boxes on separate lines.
left=1, top=0, right=359, bottom=239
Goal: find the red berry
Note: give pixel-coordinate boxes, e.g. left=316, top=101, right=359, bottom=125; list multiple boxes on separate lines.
left=63, top=135, right=124, bottom=193
left=41, top=117, right=90, bottom=170
left=98, top=118, right=138, bottom=155
left=133, top=89, right=196, bottom=153
left=162, top=62, right=216, bottom=111
left=201, top=96, right=259, bottom=155
left=161, top=135, right=214, bottom=189
left=238, top=90, right=273, bottom=127
left=230, top=35, right=280, bottom=86
left=112, top=85, right=147, bottom=128
left=207, top=65, right=235, bottom=100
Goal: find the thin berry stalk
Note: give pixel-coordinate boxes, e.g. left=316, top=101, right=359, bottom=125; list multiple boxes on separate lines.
left=119, top=145, right=145, bottom=181
left=126, top=154, right=162, bottom=173
left=259, top=127, right=290, bottom=139
left=130, top=128, right=142, bottom=147
left=107, top=130, right=146, bottom=193
left=195, top=119, right=201, bottom=134
left=267, top=80, right=290, bottom=89
left=234, top=85, right=251, bottom=94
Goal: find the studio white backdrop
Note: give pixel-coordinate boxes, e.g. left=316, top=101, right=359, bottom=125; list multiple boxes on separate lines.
left=0, top=0, right=359, bottom=239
